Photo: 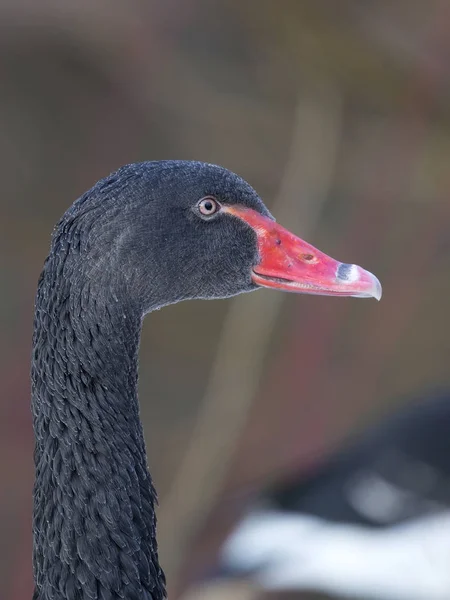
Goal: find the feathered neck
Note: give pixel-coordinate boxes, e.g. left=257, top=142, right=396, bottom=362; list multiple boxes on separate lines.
left=31, top=241, right=166, bottom=600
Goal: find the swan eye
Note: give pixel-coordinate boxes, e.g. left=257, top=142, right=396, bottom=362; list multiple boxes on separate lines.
left=197, top=197, right=220, bottom=217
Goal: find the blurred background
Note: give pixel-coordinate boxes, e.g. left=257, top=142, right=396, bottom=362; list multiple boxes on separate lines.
left=1, top=1, right=450, bottom=599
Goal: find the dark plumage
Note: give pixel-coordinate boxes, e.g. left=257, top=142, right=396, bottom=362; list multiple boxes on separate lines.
left=215, top=391, right=450, bottom=600
left=31, top=160, right=380, bottom=600
left=270, top=390, right=450, bottom=525
left=31, top=161, right=269, bottom=600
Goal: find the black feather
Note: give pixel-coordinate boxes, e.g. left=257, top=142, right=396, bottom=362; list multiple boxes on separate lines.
left=31, top=161, right=269, bottom=599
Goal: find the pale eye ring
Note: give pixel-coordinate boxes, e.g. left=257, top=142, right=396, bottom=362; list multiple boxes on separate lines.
left=198, top=196, right=220, bottom=217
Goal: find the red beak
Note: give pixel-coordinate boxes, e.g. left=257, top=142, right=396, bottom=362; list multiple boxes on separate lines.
left=225, top=206, right=382, bottom=300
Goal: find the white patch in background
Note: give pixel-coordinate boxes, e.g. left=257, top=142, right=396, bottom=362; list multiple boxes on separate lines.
left=346, top=464, right=447, bottom=524
left=221, top=509, right=450, bottom=600
left=346, top=471, right=417, bottom=523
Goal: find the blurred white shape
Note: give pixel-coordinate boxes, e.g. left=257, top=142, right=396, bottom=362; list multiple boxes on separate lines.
left=346, top=470, right=431, bottom=523
left=221, top=508, right=450, bottom=600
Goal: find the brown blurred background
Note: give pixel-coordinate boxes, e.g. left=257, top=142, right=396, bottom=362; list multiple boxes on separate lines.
left=1, top=1, right=450, bottom=599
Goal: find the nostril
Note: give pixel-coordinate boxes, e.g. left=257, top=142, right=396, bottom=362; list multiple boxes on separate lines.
left=275, top=239, right=281, bottom=245
left=336, top=263, right=358, bottom=282
left=302, top=253, right=314, bottom=262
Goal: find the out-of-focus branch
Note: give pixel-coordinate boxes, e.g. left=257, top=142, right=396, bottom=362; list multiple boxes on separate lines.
left=159, top=82, right=343, bottom=599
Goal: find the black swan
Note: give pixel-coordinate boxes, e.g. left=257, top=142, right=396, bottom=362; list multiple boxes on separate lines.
left=214, top=390, right=450, bottom=600
left=31, top=160, right=381, bottom=600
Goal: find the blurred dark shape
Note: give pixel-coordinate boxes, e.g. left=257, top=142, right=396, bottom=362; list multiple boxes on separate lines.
left=207, top=390, right=450, bottom=600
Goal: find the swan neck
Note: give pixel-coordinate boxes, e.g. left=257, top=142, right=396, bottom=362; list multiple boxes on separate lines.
left=31, top=263, right=166, bottom=600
